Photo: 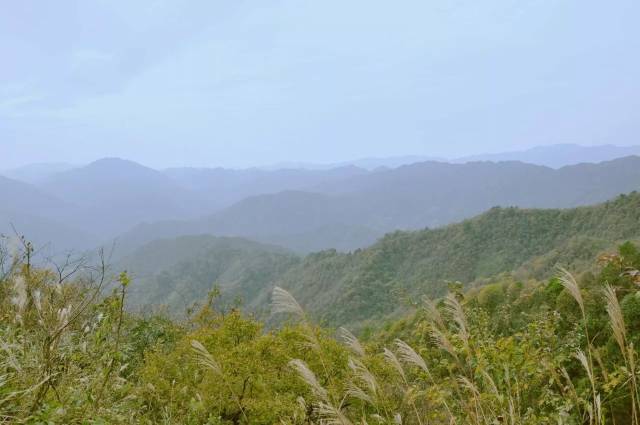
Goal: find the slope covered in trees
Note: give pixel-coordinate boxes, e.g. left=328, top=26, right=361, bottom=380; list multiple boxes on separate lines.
left=121, top=192, right=640, bottom=329
left=121, top=235, right=299, bottom=316
left=269, top=192, right=640, bottom=327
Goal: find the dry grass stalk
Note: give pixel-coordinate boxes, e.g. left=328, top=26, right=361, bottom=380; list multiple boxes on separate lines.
left=383, top=348, right=407, bottom=384
left=558, top=267, right=585, bottom=316
left=348, top=357, right=378, bottom=397
left=315, top=401, right=354, bottom=425
left=339, top=327, right=365, bottom=357
left=603, top=284, right=627, bottom=357
left=444, top=294, right=469, bottom=348
left=289, top=359, right=329, bottom=402
left=272, top=286, right=305, bottom=318
left=423, top=297, right=446, bottom=330
left=190, top=340, right=221, bottom=375
left=430, top=326, right=458, bottom=361
left=394, top=339, right=429, bottom=376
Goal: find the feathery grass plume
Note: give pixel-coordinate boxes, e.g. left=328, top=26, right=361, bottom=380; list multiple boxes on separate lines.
left=559, top=367, right=581, bottom=407
left=444, top=293, right=469, bottom=347
left=32, top=289, right=42, bottom=314
left=603, top=284, right=627, bottom=355
left=272, top=286, right=305, bottom=317
left=289, top=359, right=328, bottom=401
left=459, top=375, right=489, bottom=424
left=595, top=394, right=603, bottom=425
left=430, top=326, right=458, bottom=360
left=423, top=297, right=445, bottom=330
left=191, top=340, right=248, bottom=422
left=56, top=305, right=72, bottom=331
left=558, top=267, right=585, bottom=315
left=346, top=381, right=374, bottom=404
left=604, top=284, right=640, bottom=425
left=384, top=348, right=425, bottom=425
left=339, top=327, right=365, bottom=357
left=561, top=267, right=600, bottom=423
left=190, top=340, right=221, bottom=375
left=383, top=348, right=407, bottom=384
left=395, top=339, right=429, bottom=375
left=575, top=349, right=594, bottom=385
left=348, top=357, right=378, bottom=396
left=480, top=369, right=499, bottom=396
left=576, top=348, right=601, bottom=425
left=316, top=401, right=353, bottom=425
left=459, top=376, right=480, bottom=397
left=10, top=275, right=27, bottom=324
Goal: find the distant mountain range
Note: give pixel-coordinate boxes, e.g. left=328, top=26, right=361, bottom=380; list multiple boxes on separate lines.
left=265, top=143, right=640, bottom=169
left=2, top=143, right=640, bottom=255
left=1, top=162, right=77, bottom=184
left=115, top=156, right=640, bottom=255
left=164, top=165, right=366, bottom=208
left=454, top=143, right=640, bottom=168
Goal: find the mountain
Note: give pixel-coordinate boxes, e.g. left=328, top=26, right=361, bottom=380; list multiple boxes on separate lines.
left=163, top=165, right=367, bottom=208
left=263, top=155, right=444, bottom=170
left=0, top=175, right=95, bottom=250
left=0, top=174, right=70, bottom=215
left=39, top=158, right=213, bottom=239
left=2, top=162, right=78, bottom=184
left=116, top=156, right=640, bottom=255
left=0, top=210, right=97, bottom=252
left=271, top=192, right=640, bottom=327
left=265, top=144, right=640, bottom=170
left=114, top=191, right=381, bottom=255
left=455, top=143, right=640, bottom=168
left=120, top=235, right=299, bottom=315
left=123, top=192, right=640, bottom=328
left=8, top=153, right=640, bottom=255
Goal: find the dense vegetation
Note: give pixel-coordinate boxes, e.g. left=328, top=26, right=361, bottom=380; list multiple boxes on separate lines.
left=3, top=231, right=640, bottom=423
left=123, top=192, right=640, bottom=329
left=121, top=236, right=298, bottom=316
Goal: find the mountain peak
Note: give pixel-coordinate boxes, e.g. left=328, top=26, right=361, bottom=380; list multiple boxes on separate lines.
left=87, top=157, right=151, bottom=170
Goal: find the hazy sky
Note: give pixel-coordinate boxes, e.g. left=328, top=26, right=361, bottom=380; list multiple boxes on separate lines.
left=2, top=0, right=640, bottom=168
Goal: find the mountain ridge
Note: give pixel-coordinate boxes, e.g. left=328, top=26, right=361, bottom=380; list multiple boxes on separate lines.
left=114, top=156, right=640, bottom=255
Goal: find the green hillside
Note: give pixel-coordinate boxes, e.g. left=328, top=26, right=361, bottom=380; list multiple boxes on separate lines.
left=122, top=235, right=299, bottom=315
left=275, top=192, right=640, bottom=327
left=124, top=192, right=640, bottom=328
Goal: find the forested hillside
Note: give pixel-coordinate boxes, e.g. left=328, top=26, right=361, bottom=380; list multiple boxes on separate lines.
left=252, top=192, right=640, bottom=327
left=122, top=192, right=640, bottom=329
left=121, top=235, right=299, bottom=315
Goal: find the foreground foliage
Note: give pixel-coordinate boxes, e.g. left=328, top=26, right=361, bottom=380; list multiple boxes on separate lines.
left=2, top=237, right=640, bottom=423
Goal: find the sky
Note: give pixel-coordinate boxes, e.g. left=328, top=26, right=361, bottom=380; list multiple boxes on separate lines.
left=2, top=0, right=640, bottom=169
